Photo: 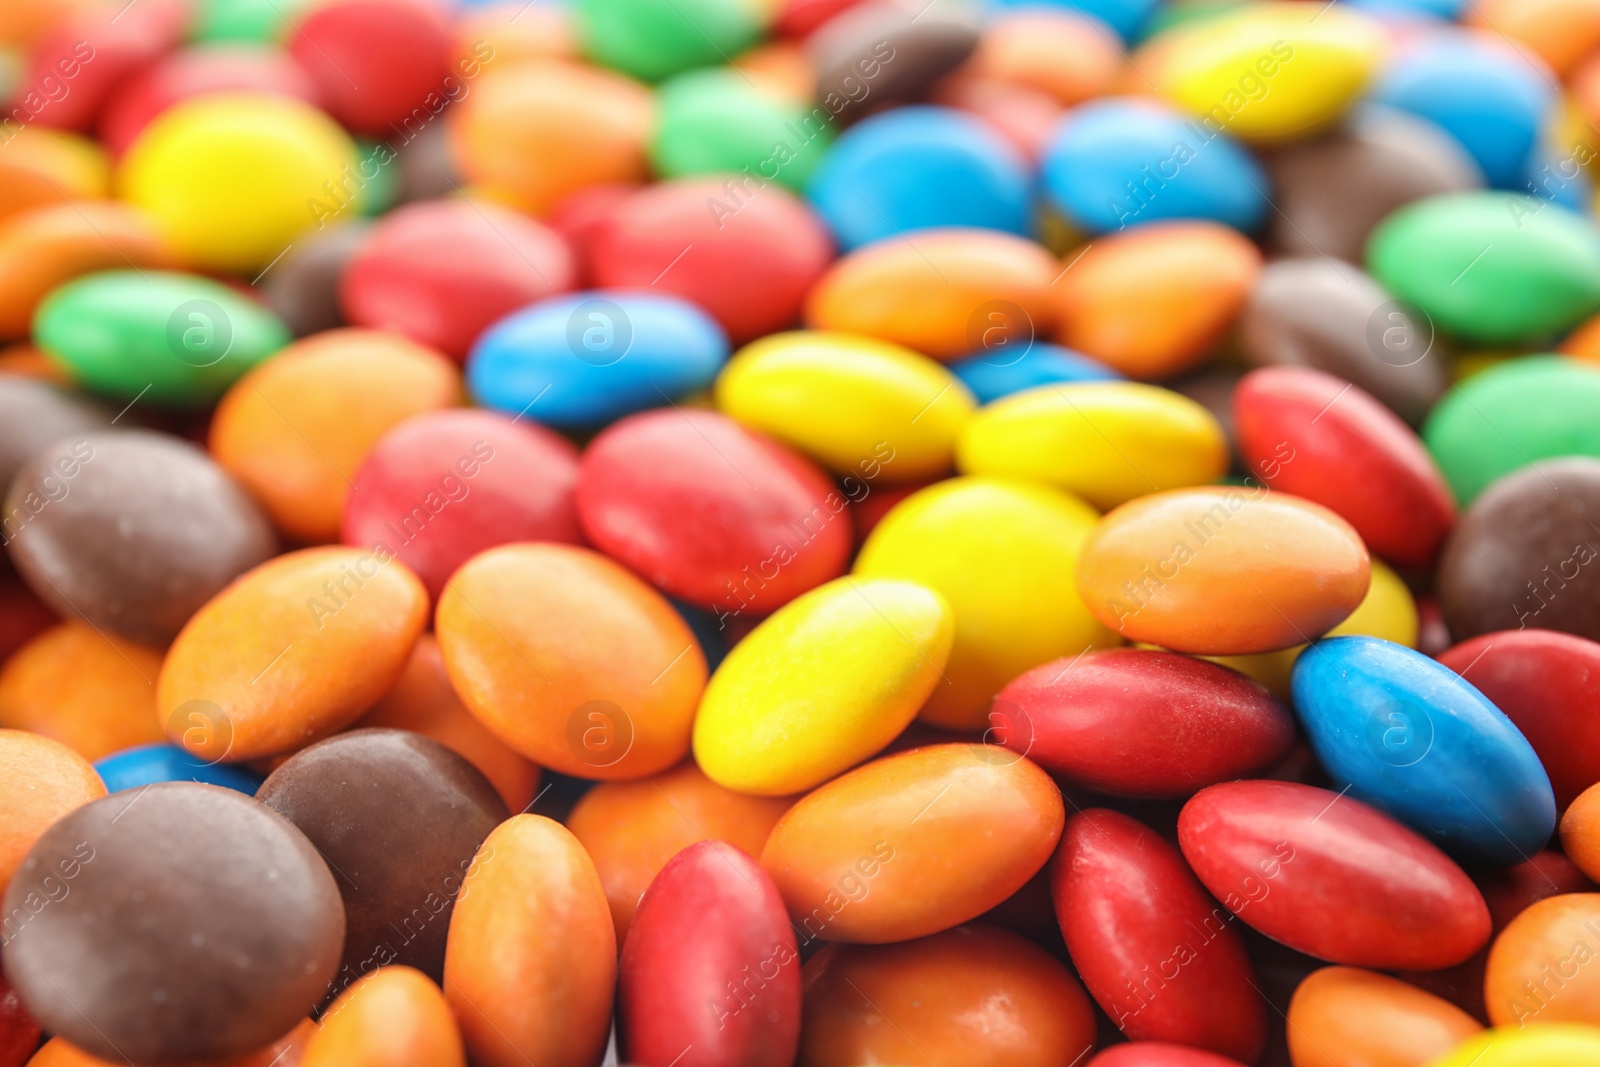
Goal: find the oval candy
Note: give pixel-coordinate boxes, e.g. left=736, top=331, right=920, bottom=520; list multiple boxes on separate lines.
left=302, top=966, right=465, bottom=1067
left=0, top=624, right=164, bottom=762
left=1484, top=894, right=1600, bottom=1027
left=0, top=730, right=105, bottom=897
left=1286, top=966, right=1482, bottom=1067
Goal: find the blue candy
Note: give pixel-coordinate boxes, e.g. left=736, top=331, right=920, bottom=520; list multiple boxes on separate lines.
left=94, top=743, right=264, bottom=796
left=1522, top=139, right=1595, bottom=215
left=1343, top=0, right=1462, bottom=20
left=467, top=291, right=729, bottom=430
left=1040, top=97, right=1270, bottom=234
left=986, top=0, right=1156, bottom=41
left=950, top=343, right=1122, bottom=404
left=1291, top=636, right=1556, bottom=865
left=806, top=106, right=1032, bottom=250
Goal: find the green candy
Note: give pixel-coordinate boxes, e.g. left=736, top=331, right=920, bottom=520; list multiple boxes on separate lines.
left=575, top=0, right=763, bottom=82
left=1367, top=192, right=1600, bottom=346
left=1424, top=355, right=1600, bottom=505
left=651, top=69, right=833, bottom=191
left=193, top=0, right=311, bottom=43
left=34, top=271, right=291, bottom=408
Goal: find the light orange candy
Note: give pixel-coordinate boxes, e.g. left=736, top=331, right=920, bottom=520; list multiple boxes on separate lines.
left=0, top=201, right=170, bottom=338
left=303, top=967, right=464, bottom=1067
left=452, top=2, right=573, bottom=71
left=1484, top=893, right=1600, bottom=1027
left=956, top=8, right=1121, bottom=106
left=1559, top=312, right=1600, bottom=364
left=0, top=729, right=104, bottom=896
left=1560, top=783, right=1600, bottom=882
left=0, top=622, right=164, bottom=761
left=26, top=1020, right=316, bottom=1067
left=0, top=129, right=108, bottom=225
left=1285, top=966, right=1481, bottom=1067
left=1467, top=0, right=1600, bottom=75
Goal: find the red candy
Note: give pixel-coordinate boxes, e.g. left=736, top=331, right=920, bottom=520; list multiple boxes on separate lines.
left=1177, top=780, right=1491, bottom=971
left=23, top=0, right=189, bottom=133
left=575, top=409, right=851, bottom=615
left=0, top=969, right=40, bottom=1067
left=1087, top=1044, right=1248, bottom=1067
left=1438, top=629, right=1600, bottom=810
left=341, top=408, right=583, bottom=599
left=341, top=198, right=575, bottom=362
left=1050, top=809, right=1266, bottom=1063
left=588, top=178, right=834, bottom=343
left=618, top=840, right=800, bottom=1067
left=289, top=0, right=453, bottom=136
left=993, top=649, right=1295, bottom=798
left=1233, top=366, right=1456, bottom=568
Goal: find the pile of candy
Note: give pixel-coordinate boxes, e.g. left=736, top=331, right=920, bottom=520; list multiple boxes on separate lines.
left=4, top=0, right=1600, bottom=1062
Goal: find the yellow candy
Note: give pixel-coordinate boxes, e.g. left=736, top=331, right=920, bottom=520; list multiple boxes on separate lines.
left=716, top=331, right=975, bottom=483
left=854, top=476, right=1118, bottom=730
left=956, top=381, right=1227, bottom=510
left=692, top=576, right=953, bottom=795
left=1150, top=3, right=1386, bottom=142
left=120, top=93, right=358, bottom=273
left=1427, top=1024, right=1600, bottom=1067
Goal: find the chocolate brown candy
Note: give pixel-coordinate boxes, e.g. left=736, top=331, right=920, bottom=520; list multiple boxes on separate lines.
left=256, top=728, right=508, bottom=998
left=396, top=120, right=460, bottom=205
left=1, top=783, right=344, bottom=1065
left=1238, top=257, right=1449, bottom=426
left=0, top=375, right=112, bottom=493
left=1438, top=458, right=1600, bottom=643
left=4, top=430, right=276, bottom=647
left=261, top=221, right=371, bottom=338
left=808, top=0, right=979, bottom=123
left=1263, top=104, right=1482, bottom=264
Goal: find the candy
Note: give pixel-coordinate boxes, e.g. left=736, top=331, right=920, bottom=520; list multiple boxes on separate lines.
left=1086, top=1047, right=1248, bottom=1067
left=93, top=742, right=263, bottom=795
left=1563, top=785, right=1600, bottom=881
left=957, top=382, right=1228, bottom=510
left=761, top=744, right=1063, bottom=943
left=288, top=0, right=452, bottom=137
left=1428, top=1025, right=1600, bottom=1067
left=853, top=475, right=1113, bottom=729
left=798, top=924, right=1097, bottom=1067
left=1051, top=808, right=1265, bottom=1060
left=1179, top=780, right=1492, bottom=969
left=652, top=68, right=833, bottom=191
left=22, top=0, right=189, bottom=133
left=958, top=9, right=1121, bottom=106
left=261, top=221, right=371, bottom=337
left=0, top=625, right=161, bottom=761
left=575, top=0, right=761, bottom=81
left=0, top=375, right=109, bottom=496
left=0, top=201, right=168, bottom=339
left=302, top=966, right=465, bottom=1067
left=1483, top=894, right=1600, bottom=1026
left=0, top=130, right=109, bottom=226
left=806, top=1, right=978, bottom=121
left=0, top=730, right=103, bottom=896
left=1467, top=0, right=1600, bottom=75
left=1, top=783, right=343, bottom=1064
left=948, top=343, right=1121, bottom=403
left=1285, top=967, right=1482, bottom=1067
left=196, top=0, right=313, bottom=42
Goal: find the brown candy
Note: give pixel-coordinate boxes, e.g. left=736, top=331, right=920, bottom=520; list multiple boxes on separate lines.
left=808, top=0, right=979, bottom=123
left=396, top=121, right=461, bottom=205
left=0, top=783, right=344, bottom=1065
left=256, top=728, right=508, bottom=1000
left=1438, top=458, right=1600, bottom=643
left=4, top=430, right=277, bottom=647
left=261, top=222, right=372, bottom=338
left=0, top=374, right=111, bottom=493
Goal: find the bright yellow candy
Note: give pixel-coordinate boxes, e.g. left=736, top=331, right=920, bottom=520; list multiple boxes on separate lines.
left=1150, top=3, right=1386, bottom=142
left=956, top=381, right=1227, bottom=510
left=854, top=476, right=1118, bottom=731
left=692, top=576, right=953, bottom=796
left=120, top=93, right=358, bottom=273
left=716, top=330, right=975, bottom=483
left=1426, top=1024, right=1600, bottom=1067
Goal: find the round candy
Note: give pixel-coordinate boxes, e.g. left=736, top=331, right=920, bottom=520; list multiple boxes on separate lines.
left=574, top=0, right=760, bottom=81
left=120, top=94, right=360, bottom=272
left=261, top=221, right=371, bottom=337
left=760, top=744, right=1063, bottom=943
left=948, top=343, right=1121, bottom=403
left=1293, top=636, right=1556, bottom=863
left=340, top=198, right=574, bottom=362
left=1468, top=0, right=1600, bottom=76
left=0, top=783, right=343, bottom=1065
left=1286, top=967, right=1482, bottom=1067
left=93, top=742, right=263, bottom=795
left=0, top=624, right=163, bottom=761
left=1087, top=1047, right=1249, bottom=1067
left=1051, top=808, right=1265, bottom=1061
left=853, top=476, right=1113, bottom=730
left=0, top=730, right=104, bottom=896
left=0, top=375, right=109, bottom=496
left=806, top=106, right=1031, bottom=250
left=650, top=68, right=832, bottom=191
left=289, top=0, right=451, bottom=137
left=6, top=431, right=277, bottom=646
left=934, top=72, right=1066, bottom=164
left=990, top=0, right=1157, bottom=40
left=1484, top=894, right=1600, bottom=1026
left=302, top=966, right=465, bottom=1067
left=22, top=0, right=189, bottom=133
left=805, top=228, right=1058, bottom=360
left=1437, top=458, right=1600, bottom=642
left=195, top=0, right=314, bottom=41
left=33, top=270, right=291, bottom=406
left=806, top=1, right=979, bottom=121
left=210, top=328, right=462, bottom=542
left=436, top=543, right=706, bottom=779
left=342, top=408, right=582, bottom=600
left=0, top=201, right=169, bottom=339
left=1076, top=487, right=1371, bottom=654
left=960, top=9, right=1121, bottom=106
left=467, top=290, right=728, bottom=430
left=575, top=408, right=850, bottom=615
left=0, top=129, right=109, bottom=226
left=1563, top=785, right=1600, bottom=882
left=995, top=649, right=1294, bottom=798
left=1041, top=97, right=1270, bottom=234
left=957, top=382, right=1228, bottom=510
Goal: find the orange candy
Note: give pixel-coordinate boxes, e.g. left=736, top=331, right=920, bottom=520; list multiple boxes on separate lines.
left=1076, top=487, right=1372, bottom=655
left=303, top=967, right=465, bottom=1067
left=450, top=61, right=654, bottom=215
left=209, top=329, right=461, bottom=543
left=805, top=228, right=1060, bottom=361
left=799, top=923, right=1097, bottom=1067
left=957, top=8, right=1121, bottom=106
left=355, top=634, right=539, bottom=813
left=443, top=815, right=616, bottom=1067
left=0, top=728, right=105, bottom=896
left=1285, top=967, right=1481, bottom=1067
left=26, top=1020, right=317, bottom=1067
left=452, top=2, right=574, bottom=70
left=1560, top=783, right=1600, bottom=882
left=0, top=129, right=109, bottom=225
left=157, top=547, right=429, bottom=762
left=1467, top=0, right=1600, bottom=75
left=1484, top=893, right=1600, bottom=1027
left=0, top=622, right=164, bottom=761
left=0, top=201, right=170, bottom=338
left=566, top=760, right=792, bottom=941
left=760, top=744, right=1064, bottom=944
left=1559, top=312, right=1600, bottom=364
left=0, top=342, right=73, bottom=383
left=1055, top=221, right=1262, bottom=380
left=436, top=543, right=706, bottom=780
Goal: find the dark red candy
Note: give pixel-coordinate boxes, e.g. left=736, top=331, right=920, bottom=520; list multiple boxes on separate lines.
left=0, top=969, right=39, bottom=1067
left=993, top=649, right=1295, bottom=799
left=1050, top=809, right=1266, bottom=1063
left=22, top=0, right=189, bottom=133
left=575, top=409, right=852, bottom=616
left=341, top=198, right=575, bottom=361
left=588, top=177, right=834, bottom=343
left=342, top=409, right=583, bottom=599
left=1437, top=629, right=1600, bottom=811
left=1177, top=780, right=1491, bottom=970
left=288, top=0, right=451, bottom=136
left=1087, top=1044, right=1249, bottom=1067
left=1233, top=365, right=1456, bottom=568
left=619, top=840, right=800, bottom=1067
